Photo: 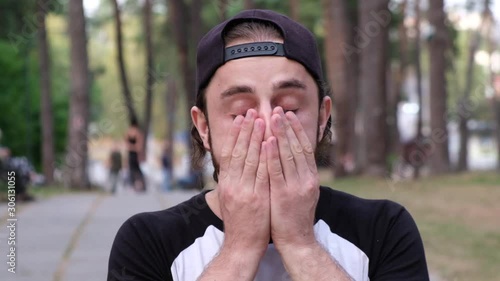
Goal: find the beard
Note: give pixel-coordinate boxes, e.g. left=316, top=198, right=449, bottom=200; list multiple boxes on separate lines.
left=208, top=125, right=321, bottom=183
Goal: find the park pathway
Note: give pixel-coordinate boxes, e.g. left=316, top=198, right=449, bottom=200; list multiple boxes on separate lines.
left=0, top=189, right=199, bottom=281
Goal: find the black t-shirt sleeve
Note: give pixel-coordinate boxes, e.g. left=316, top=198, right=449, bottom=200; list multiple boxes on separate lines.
left=107, top=213, right=172, bottom=281
left=372, top=205, right=429, bottom=281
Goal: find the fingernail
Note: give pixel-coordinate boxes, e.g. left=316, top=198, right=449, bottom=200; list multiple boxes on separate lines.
left=246, top=109, right=253, bottom=119
left=234, top=115, right=244, bottom=125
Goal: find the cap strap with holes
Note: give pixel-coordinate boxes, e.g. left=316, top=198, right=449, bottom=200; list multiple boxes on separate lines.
left=224, top=42, right=285, bottom=62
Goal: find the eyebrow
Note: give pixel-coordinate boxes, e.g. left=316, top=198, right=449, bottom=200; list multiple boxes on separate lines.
left=220, top=85, right=254, bottom=99
left=219, top=78, right=307, bottom=99
left=273, top=78, right=307, bottom=91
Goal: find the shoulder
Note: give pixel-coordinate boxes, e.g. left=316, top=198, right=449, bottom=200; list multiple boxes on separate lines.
left=108, top=192, right=213, bottom=281
left=317, top=186, right=429, bottom=280
left=116, top=193, right=211, bottom=246
left=317, top=186, right=414, bottom=238
left=318, top=186, right=406, bottom=222
left=117, top=209, right=185, bottom=240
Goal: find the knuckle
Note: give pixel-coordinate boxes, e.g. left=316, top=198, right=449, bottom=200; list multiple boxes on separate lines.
left=285, top=153, right=295, bottom=162
left=292, top=143, right=303, bottom=154
left=256, top=170, right=268, bottom=182
left=241, top=120, right=253, bottom=131
left=303, top=144, right=314, bottom=155
left=220, top=148, right=231, bottom=160
left=244, top=158, right=258, bottom=169
left=259, top=157, right=267, bottom=165
left=284, top=122, right=292, bottom=131
left=220, top=186, right=235, bottom=200
left=305, top=176, right=319, bottom=189
left=231, top=149, right=244, bottom=160
left=271, top=167, right=283, bottom=177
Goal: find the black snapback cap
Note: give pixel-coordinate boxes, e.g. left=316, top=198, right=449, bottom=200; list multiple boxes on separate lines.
left=196, top=9, right=323, bottom=98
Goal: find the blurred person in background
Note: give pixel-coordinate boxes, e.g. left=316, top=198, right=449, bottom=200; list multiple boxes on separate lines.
left=125, top=117, right=146, bottom=192
left=161, top=140, right=173, bottom=192
left=108, top=141, right=123, bottom=194
left=0, top=146, right=35, bottom=201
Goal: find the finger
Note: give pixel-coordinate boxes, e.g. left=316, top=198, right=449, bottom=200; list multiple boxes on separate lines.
left=241, top=118, right=265, bottom=183
left=279, top=109, right=309, bottom=178
left=266, top=137, right=287, bottom=189
left=254, top=141, right=269, bottom=194
left=228, top=109, right=256, bottom=180
left=219, top=115, right=244, bottom=180
left=285, top=111, right=317, bottom=174
left=271, top=110, right=298, bottom=183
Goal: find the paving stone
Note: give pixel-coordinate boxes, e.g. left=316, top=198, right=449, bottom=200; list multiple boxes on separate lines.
left=64, top=191, right=198, bottom=281
left=0, top=194, right=98, bottom=281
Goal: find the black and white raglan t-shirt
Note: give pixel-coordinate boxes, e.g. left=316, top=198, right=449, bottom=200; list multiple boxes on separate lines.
left=107, top=186, right=429, bottom=281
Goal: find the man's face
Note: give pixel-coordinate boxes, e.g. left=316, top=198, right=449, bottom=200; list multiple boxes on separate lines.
left=192, top=45, right=331, bottom=174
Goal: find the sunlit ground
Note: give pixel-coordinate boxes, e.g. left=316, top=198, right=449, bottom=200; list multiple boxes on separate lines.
left=322, top=171, right=500, bottom=281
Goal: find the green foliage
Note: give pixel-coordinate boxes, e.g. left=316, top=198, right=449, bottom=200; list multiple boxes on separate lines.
left=0, top=0, right=36, bottom=39
left=0, top=40, right=42, bottom=168
left=0, top=11, right=102, bottom=171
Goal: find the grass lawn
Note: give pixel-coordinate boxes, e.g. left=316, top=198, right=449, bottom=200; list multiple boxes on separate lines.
left=321, top=171, right=500, bottom=281
left=28, top=185, right=105, bottom=199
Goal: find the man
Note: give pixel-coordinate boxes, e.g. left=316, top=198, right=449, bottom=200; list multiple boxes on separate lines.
left=108, top=9, right=429, bottom=281
left=108, top=141, right=123, bottom=194
left=0, top=146, right=35, bottom=201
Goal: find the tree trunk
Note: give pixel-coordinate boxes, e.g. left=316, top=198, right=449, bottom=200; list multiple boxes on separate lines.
left=37, top=0, right=55, bottom=184
left=165, top=77, right=177, bottom=176
left=191, top=0, right=203, bottom=51
left=346, top=1, right=359, bottom=174
left=428, top=0, right=450, bottom=174
left=169, top=0, right=195, bottom=116
left=322, top=0, right=352, bottom=177
left=66, top=0, right=90, bottom=189
left=111, top=0, right=138, bottom=124
left=189, top=0, right=204, bottom=188
left=414, top=0, right=424, bottom=179
left=358, top=0, right=390, bottom=177
left=289, top=0, right=299, bottom=21
left=169, top=0, right=204, bottom=188
left=495, top=98, right=500, bottom=171
left=457, top=0, right=489, bottom=172
left=143, top=0, right=154, bottom=153
left=388, top=0, right=408, bottom=157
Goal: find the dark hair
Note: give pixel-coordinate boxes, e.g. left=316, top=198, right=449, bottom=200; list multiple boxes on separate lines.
left=191, top=20, right=332, bottom=181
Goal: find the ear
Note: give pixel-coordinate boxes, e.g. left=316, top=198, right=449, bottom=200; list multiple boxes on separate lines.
left=318, top=96, right=332, bottom=140
left=191, top=106, right=211, bottom=151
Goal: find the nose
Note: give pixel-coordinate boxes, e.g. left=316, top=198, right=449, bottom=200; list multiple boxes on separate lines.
left=258, top=104, right=274, bottom=141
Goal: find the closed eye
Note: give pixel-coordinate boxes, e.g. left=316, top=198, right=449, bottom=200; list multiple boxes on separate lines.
left=230, top=113, right=246, bottom=119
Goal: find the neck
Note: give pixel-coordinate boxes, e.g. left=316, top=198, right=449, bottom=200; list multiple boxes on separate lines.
left=205, top=187, right=222, bottom=220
